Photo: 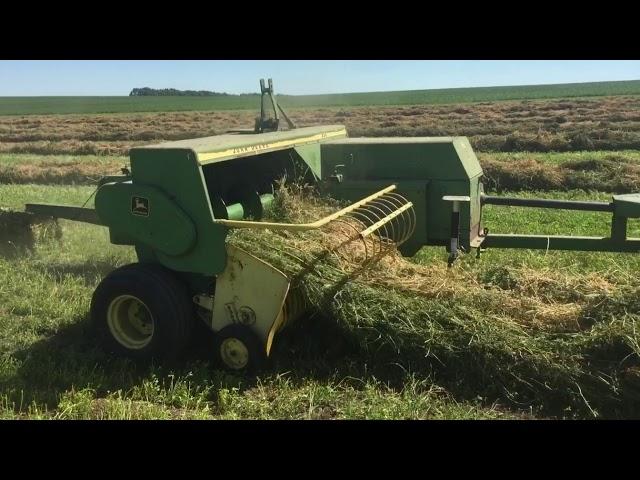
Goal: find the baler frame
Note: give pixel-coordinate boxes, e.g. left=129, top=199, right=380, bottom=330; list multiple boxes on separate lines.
left=478, top=193, right=640, bottom=253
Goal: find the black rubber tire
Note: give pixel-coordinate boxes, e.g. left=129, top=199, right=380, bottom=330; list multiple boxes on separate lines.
left=90, top=263, right=194, bottom=361
left=214, top=324, right=267, bottom=373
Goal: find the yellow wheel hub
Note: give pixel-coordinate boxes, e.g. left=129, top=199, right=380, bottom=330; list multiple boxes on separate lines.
left=107, top=295, right=154, bottom=349
left=220, top=338, right=250, bottom=370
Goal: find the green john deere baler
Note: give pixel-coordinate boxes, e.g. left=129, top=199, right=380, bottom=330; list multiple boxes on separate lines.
left=12, top=79, right=640, bottom=371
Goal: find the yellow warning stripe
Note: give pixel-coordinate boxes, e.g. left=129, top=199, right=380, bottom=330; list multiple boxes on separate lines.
left=198, top=128, right=347, bottom=163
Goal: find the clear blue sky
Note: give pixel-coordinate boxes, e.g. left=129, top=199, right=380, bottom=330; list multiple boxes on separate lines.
left=0, top=60, right=638, bottom=96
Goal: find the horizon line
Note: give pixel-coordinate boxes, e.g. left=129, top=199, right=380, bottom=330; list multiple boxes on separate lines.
left=1, top=78, right=638, bottom=98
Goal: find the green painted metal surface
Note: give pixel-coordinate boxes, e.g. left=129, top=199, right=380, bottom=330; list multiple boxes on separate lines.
left=320, top=137, right=484, bottom=252
left=127, top=148, right=228, bottom=275
left=119, top=127, right=348, bottom=276
left=293, top=144, right=322, bottom=180
left=613, top=193, right=640, bottom=218
left=321, top=137, right=481, bottom=180
left=224, top=202, right=246, bottom=220
left=481, top=192, right=640, bottom=253
left=138, top=125, right=346, bottom=165
left=95, top=181, right=197, bottom=256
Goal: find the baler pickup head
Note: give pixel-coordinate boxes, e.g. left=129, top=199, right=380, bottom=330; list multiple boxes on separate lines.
left=213, top=184, right=416, bottom=254
left=197, top=184, right=416, bottom=361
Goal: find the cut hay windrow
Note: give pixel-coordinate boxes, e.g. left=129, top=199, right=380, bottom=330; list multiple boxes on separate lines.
left=228, top=186, right=640, bottom=418
left=0, top=160, right=120, bottom=185
left=2, top=95, right=640, bottom=157
left=0, top=208, right=61, bottom=257
left=481, top=156, right=640, bottom=193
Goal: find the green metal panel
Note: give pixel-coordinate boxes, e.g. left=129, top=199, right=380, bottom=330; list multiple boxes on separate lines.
left=109, top=229, right=135, bottom=246
left=319, top=137, right=483, bottom=252
left=128, top=148, right=229, bottom=275
left=613, top=193, right=640, bottom=218
left=320, top=137, right=481, bottom=180
left=95, top=182, right=197, bottom=256
left=137, top=125, right=347, bottom=165
left=293, top=144, right=322, bottom=180
left=481, top=193, right=640, bottom=255
left=611, top=216, right=628, bottom=242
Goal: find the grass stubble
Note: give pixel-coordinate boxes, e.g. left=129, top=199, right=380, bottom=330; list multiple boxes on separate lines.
left=0, top=92, right=639, bottom=419
left=2, top=182, right=637, bottom=419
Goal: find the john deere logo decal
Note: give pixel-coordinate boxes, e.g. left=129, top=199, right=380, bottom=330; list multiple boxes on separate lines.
left=131, top=196, right=150, bottom=217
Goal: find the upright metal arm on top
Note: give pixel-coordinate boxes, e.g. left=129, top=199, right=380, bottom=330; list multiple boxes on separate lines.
left=255, top=78, right=297, bottom=133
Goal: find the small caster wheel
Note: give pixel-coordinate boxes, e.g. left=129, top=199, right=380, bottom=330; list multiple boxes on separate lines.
left=214, top=324, right=267, bottom=373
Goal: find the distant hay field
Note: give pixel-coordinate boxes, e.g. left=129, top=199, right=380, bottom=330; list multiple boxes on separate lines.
left=0, top=95, right=639, bottom=157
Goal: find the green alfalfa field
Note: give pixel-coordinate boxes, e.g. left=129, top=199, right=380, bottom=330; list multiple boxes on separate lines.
left=1, top=80, right=639, bottom=115
left=1, top=89, right=640, bottom=420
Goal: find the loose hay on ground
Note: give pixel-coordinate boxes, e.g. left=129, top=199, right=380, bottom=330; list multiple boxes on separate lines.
left=227, top=185, right=640, bottom=418
left=0, top=208, right=62, bottom=256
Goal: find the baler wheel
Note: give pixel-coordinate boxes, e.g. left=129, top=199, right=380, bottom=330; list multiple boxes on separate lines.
left=214, top=324, right=267, bottom=373
left=90, top=263, right=194, bottom=360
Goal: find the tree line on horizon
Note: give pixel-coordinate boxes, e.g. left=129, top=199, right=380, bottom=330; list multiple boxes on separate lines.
left=129, top=87, right=260, bottom=97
